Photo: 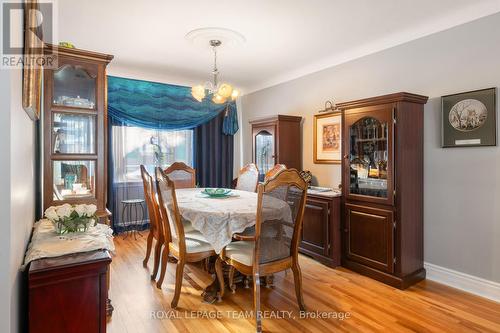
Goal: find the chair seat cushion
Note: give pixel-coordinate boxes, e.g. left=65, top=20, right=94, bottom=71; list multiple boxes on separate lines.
left=171, top=230, right=213, bottom=254
left=225, top=238, right=290, bottom=266
left=226, top=241, right=254, bottom=266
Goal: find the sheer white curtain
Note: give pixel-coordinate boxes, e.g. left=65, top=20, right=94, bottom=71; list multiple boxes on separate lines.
left=112, top=126, right=193, bottom=182
left=110, top=125, right=193, bottom=232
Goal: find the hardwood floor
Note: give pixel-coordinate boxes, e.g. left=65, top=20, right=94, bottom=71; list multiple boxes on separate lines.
left=108, top=237, right=500, bottom=333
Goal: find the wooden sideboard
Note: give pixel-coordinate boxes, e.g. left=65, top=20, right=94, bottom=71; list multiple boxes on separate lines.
left=29, top=250, right=111, bottom=333
left=299, top=192, right=341, bottom=268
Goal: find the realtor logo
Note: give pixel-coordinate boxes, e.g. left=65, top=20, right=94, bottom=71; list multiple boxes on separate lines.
left=1, top=1, right=55, bottom=69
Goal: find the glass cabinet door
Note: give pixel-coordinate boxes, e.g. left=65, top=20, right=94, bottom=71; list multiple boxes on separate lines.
left=52, top=160, right=96, bottom=201
left=53, top=65, right=96, bottom=109
left=52, top=113, right=96, bottom=154
left=347, top=115, right=391, bottom=200
left=255, top=130, right=274, bottom=181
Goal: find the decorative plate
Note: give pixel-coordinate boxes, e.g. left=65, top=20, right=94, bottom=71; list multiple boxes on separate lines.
left=201, top=188, right=232, bottom=198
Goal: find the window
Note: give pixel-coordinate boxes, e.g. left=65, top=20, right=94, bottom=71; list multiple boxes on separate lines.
left=112, top=126, right=193, bottom=182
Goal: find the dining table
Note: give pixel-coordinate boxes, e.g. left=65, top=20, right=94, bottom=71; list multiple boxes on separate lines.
left=174, top=187, right=292, bottom=254
left=170, top=187, right=293, bottom=303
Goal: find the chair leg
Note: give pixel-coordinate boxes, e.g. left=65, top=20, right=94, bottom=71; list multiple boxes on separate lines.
left=244, top=275, right=250, bottom=288
left=253, top=272, right=262, bottom=333
left=228, top=266, right=236, bottom=293
left=265, top=274, right=274, bottom=288
left=156, top=245, right=169, bottom=288
left=143, top=232, right=154, bottom=267
left=291, top=261, right=306, bottom=312
left=151, top=240, right=162, bottom=280
left=171, top=259, right=185, bottom=309
left=215, top=257, right=225, bottom=300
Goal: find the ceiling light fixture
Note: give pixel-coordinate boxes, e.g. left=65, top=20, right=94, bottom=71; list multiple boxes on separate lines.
left=191, top=39, right=239, bottom=104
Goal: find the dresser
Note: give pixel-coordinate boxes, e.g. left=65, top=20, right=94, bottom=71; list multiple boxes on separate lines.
left=29, top=250, right=111, bottom=333
left=299, top=190, right=341, bottom=268
left=338, top=92, right=428, bottom=289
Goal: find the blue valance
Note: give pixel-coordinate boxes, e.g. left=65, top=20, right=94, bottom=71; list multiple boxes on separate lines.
left=107, top=76, right=238, bottom=135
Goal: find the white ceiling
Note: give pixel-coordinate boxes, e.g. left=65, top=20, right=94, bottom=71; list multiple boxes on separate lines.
left=55, top=0, right=500, bottom=94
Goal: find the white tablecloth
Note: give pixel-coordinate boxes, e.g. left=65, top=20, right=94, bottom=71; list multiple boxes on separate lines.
left=23, top=219, right=115, bottom=269
left=175, top=188, right=291, bottom=253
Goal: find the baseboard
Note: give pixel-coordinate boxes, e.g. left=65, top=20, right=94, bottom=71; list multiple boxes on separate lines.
left=424, top=262, right=500, bottom=303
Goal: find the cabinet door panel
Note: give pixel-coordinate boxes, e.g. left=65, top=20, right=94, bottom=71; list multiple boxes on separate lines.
left=343, top=105, right=394, bottom=206
left=345, top=203, right=394, bottom=273
left=252, top=125, right=276, bottom=181
left=301, top=199, right=329, bottom=256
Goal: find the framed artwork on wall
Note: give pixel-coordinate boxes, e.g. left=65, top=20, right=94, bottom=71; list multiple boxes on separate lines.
left=314, top=111, right=342, bottom=164
left=442, top=88, right=497, bottom=147
left=22, top=0, right=44, bottom=121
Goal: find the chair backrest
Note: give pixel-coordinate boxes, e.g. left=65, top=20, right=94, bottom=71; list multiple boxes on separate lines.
left=164, top=162, right=196, bottom=189
left=254, top=169, right=307, bottom=265
left=155, top=167, right=186, bottom=253
left=236, top=163, right=259, bottom=192
left=140, top=165, right=162, bottom=238
left=264, top=164, right=287, bottom=182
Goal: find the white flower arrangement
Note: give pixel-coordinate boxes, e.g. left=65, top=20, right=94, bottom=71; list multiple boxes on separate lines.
left=44, top=203, right=98, bottom=234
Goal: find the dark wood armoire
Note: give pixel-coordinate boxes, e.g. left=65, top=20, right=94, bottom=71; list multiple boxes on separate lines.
left=250, top=115, right=302, bottom=180
left=338, top=92, right=428, bottom=289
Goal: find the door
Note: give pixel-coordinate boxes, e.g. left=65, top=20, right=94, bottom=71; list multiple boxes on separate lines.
left=300, top=198, right=329, bottom=256
left=343, top=105, right=394, bottom=206
left=252, top=125, right=276, bottom=181
left=345, top=203, right=394, bottom=273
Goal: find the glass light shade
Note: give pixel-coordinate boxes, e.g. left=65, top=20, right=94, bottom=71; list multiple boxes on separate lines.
left=191, top=85, right=206, bottom=102
left=231, top=89, right=240, bottom=100
left=212, top=94, right=227, bottom=104
left=217, top=83, right=233, bottom=98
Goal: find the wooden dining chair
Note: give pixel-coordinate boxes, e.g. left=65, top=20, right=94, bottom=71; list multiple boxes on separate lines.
left=155, top=167, right=216, bottom=308
left=235, top=163, right=259, bottom=192
left=216, top=169, right=308, bottom=332
left=264, top=164, right=286, bottom=181
left=163, top=162, right=196, bottom=189
left=140, top=165, right=164, bottom=279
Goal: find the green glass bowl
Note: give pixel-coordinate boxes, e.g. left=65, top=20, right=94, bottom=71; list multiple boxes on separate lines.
left=201, top=188, right=232, bottom=197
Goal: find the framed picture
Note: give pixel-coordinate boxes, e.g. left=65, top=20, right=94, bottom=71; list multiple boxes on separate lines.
left=22, top=0, right=44, bottom=121
left=442, top=88, right=497, bottom=147
left=314, top=111, right=342, bottom=164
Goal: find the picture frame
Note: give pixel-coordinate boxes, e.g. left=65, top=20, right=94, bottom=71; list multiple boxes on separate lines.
left=441, top=87, right=497, bottom=148
left=22, top=0, right=44, bottom=121
left=314, top=111, right=342, bottom=164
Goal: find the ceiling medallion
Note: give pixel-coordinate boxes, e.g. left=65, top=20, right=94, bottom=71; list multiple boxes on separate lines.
left=185, top=27, right=246, bottom=48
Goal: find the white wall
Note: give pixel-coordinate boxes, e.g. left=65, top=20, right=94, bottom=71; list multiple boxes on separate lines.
left=0, top=70, right=35, bottom=332
left=0, top=69, right=35, bottom=333
left=0, top=1, right=37, bottom=330
left=240, top=13, right=500, bottom=283
left=0, top=65, right=13, bottom=333
left=9, top=70, right=36, bottom=333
